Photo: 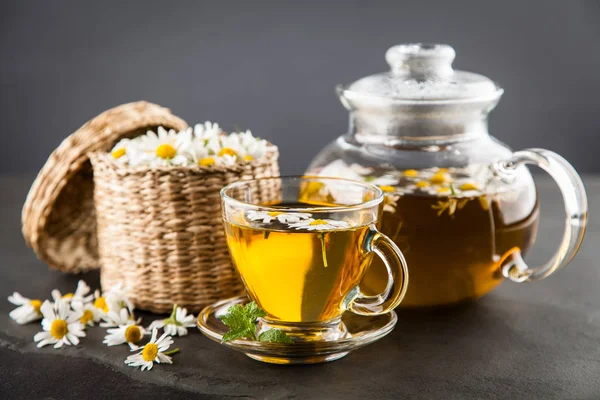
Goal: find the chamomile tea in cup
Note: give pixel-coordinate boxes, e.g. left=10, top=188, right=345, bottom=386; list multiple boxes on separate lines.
left=220, top=176, right=408, bottom=341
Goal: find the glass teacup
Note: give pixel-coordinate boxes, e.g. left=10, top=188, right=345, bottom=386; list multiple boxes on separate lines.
left=220, top=176, right=409, bottom=341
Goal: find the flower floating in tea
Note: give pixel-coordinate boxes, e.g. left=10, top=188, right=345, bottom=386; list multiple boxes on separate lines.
left=246, top=210, right=311, bottom=224
left=220, top=301, right=293, bottom=344
left=288, top=218, right=350, bottom=231
left=311, top=160, right=509, bottom=217
left=109, top=122, right=271, bottom=168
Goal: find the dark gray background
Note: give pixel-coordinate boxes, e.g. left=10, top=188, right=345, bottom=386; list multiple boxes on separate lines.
left=1, top=0, right=599, bottom=175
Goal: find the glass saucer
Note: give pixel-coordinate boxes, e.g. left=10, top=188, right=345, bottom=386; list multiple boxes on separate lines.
left=197, top=296, right=397, bottom=364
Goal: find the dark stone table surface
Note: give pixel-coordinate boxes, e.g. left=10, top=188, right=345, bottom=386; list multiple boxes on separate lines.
left=0, top=174, right=598, bottom=400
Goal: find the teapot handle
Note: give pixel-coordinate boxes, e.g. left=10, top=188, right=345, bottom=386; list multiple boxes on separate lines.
left=491, top=148, right=588, bottom=282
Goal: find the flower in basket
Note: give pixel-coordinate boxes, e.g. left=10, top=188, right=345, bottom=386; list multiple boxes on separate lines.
left=109, top=122, right=270, bottom=167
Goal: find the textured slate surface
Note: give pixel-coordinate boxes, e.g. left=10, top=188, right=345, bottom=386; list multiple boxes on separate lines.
left=0, top=175, right=599, bottom=400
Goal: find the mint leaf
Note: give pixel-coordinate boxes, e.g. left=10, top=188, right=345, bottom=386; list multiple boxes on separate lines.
left=222, top=326, right=255, bottom=342
left=244, top=301, right=266, bottom=322
left=219, top=302, right=266, bottom=343
left=258, top=329, right=294, bottom=344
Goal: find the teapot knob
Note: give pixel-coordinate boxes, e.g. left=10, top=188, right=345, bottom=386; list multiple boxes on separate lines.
left=385, top=43, right=455, bottom=80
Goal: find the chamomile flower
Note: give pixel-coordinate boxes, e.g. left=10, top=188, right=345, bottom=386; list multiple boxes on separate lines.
left=8, top=292, right=43, bottom=324
left=423, top=185, right=453, bottom=197
left=234, top=130, right=269, bottom=160
left=133, top=127, right=192, bottom=167
left=288, top=218, right=350, bottom=231
left=218, top=153, right=238, bottom=166
left=369, top=174, right=399, bottom=187
left=103, top=323, right=147, bottom=349
left=193, top=121, right=221, bottom=139
left=51, top=280, right=93, bottom=307
left=34, top=299, right=86, bottom=348
left=108, top=124, right=271, bottom=168
left=147, top=305, right=195, bottom=337
left=378, top=187, right=401, bottom=213
left=103, top=283, right=135, bottom=315
left=110, top=139, right=130, bottom=163
left=91, top=289, right=110, bottom=314
left=206, top=135, right=248, bottom=163
left=100, top=307, right=140, bottom=328
left=125, top=329, right=177, bottom=371
left=72, top=301, right=103, bottom=327
left=189, top=139, right=212, bottom=166
left=246, top=210, right=312, bottom=224
left=454, top=180, right=482, bottom=197
left=429, top=170, right=452, bottom=185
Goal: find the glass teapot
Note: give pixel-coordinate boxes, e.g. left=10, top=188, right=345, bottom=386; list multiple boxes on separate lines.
left=306, top=43, right=588, bottom=307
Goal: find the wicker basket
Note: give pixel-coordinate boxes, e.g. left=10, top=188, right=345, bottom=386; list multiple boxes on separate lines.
left=22, top=101, right=188, bottom=273
left=89, top=150, right=280, bottom=313
left=22, top=101, right=281, bottom=313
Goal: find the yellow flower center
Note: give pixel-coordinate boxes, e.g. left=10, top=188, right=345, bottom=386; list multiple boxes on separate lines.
left=218, top=147, right=238, bottom=157
left=80, top=310, right=94, bottom=325
left=111, top=148, right=126, bottom=159
left=125, top=325, right=143, bottom=344
left=267, top=212, right=283, bottom=217
left=94, top=297, right=109, bottom=313
left=459, top=182, right=479, bottom=191
left=403, top=169, right=418, bottom=177
left=437, top=187, right=451, bottom=194
left=243, top=155, right=254, bottom=161
left=430, top=172, right=450, bottom=185
left=198, top=157, right=215, bottom=167
left=62, top=293, right=74, bottom=299
left=30, top=299, right=42, bottom=315
left=379, top=185, right=396, bottom=193
left=309, top=219, right=328, bottom=226
left=155, top=143, right=177, bottom=159
left=50, top=319, right=68, bottom=339
left=438, top=168, right=449, bottom=173
left=142, top=343, right=159, bottom=362
left=415, top=181, right=430, bottom=188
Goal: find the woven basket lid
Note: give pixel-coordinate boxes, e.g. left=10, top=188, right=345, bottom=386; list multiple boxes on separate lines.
left=22, top=101, right=188, bottom=273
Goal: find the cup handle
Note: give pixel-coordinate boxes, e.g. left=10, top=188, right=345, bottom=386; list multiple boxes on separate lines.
left=490, top=148, right=588, bottom=282
left=348, top=225, right=409, bottom=315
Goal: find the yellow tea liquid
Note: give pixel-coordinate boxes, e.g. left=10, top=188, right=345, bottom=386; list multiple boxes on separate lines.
left=224, top=207, right=373, bottom=323
left=362, top=186, right=539, bottom=306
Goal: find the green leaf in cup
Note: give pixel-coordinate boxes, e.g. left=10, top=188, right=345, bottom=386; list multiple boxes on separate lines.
left=220, top=301, right=293, bottom=344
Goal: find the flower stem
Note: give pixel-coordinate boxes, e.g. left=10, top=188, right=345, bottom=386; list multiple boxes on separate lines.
left=318, top=232, right=328, bottom=268
left=164, top=348, right=180, bottom=356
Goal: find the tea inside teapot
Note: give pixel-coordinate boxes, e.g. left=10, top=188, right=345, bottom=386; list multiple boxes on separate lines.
left=306, top=43, right=587, bottom=307
left=317, top=162, right=539, bottom=306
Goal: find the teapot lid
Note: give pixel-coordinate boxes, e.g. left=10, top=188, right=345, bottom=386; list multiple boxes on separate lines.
left=343, top=43, right=502, bottom=103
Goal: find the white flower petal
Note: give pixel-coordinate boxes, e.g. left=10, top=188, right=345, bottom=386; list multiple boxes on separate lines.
left=7, top=292, right=28, bottom=306
left=157, top=353, right=173, bottom=364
